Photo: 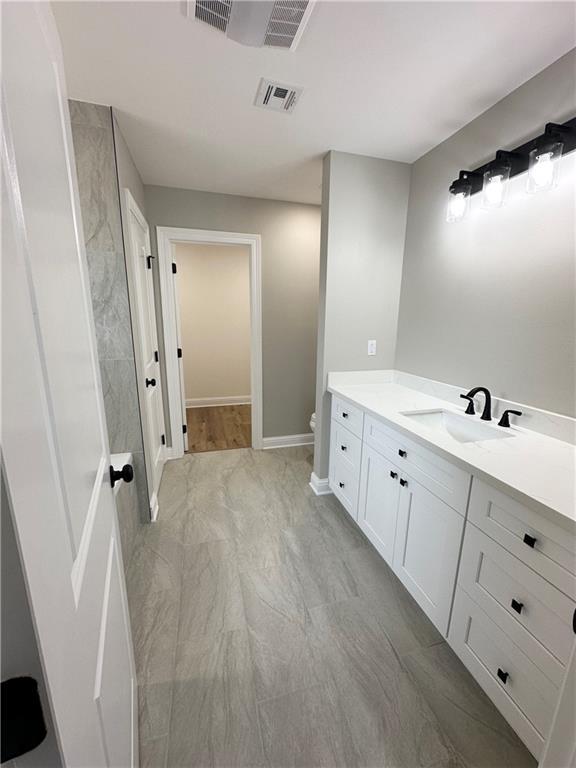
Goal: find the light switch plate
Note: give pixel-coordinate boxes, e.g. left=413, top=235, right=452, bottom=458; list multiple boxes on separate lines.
left=367, top=340, right=377, bottom=356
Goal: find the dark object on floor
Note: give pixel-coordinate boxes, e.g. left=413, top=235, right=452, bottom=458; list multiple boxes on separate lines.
left=1, top=676, right=47, bottom=761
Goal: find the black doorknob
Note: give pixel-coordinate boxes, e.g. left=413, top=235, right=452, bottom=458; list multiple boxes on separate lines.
left=109, top=464, right=134, bottom=489
left=145, top=378, right=156, bottom=388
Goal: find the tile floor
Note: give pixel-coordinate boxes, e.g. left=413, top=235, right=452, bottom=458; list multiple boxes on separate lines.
left=125, top=446, right=536, bottom=768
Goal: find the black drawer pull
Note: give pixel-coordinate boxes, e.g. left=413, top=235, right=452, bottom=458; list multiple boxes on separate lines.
left=390, top=471, right=398, bottom=480
left=341, top=445, right=347, bottom=451
left=399, top=478, right=408, bottom=487
left=398, top=449, right=407, bottom=458
left=497, top=668, right=509, bottom=684
left=523, top=533, right=537, bottom=548
left=511, top=599, right=524, bottom=614
left=145, top=377, right=157, bottom=388
left=342, top=412, right=349, bottom=419
left=339, top=482, right=345, bottom=488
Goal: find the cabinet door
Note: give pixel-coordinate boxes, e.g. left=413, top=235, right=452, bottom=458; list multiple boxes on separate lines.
left=357, top=446, right=400, bottom=567
left=393, top=478, right=464, bottom=634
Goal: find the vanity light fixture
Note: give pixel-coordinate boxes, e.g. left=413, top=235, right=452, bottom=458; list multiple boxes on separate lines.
left=527, top=138, right=564, bottom=193
left=446, top=116, right=576, bottom=222
left=447, top=172, right=476, bottom=223
left=482, top=156, right=512, bottom=209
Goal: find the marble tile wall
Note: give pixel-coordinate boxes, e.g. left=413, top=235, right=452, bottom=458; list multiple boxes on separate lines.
left=69, top=100, right=149, bottom=522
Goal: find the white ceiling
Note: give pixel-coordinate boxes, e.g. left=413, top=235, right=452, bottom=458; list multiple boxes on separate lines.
left=54, top=1, right=575, bottom=205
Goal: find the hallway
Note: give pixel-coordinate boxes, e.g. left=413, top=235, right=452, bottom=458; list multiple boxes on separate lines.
left=125, top=447, right=535, bottom=768
left=186, top=404, right=251, bottom=453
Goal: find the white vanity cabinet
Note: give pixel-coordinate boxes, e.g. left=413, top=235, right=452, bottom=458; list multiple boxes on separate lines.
left=449, top=478, right=576, bottom=759
left=393, top=476, right=465, bottom=634
left=357, top=445, right=400, bottom=567
left=331, top=397, right=470, bottom=635
left=327, top=391, right=575, bottom=760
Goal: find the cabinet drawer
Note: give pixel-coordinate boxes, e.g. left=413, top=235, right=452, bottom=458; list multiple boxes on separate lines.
left=329, top=453, right=360, bottom=520
left=469, top=478, right=576, bottom=597
left=449, top=587, right=557, bottom=758
left=331, top=396, right=364, bottom=438
left=393, top=476, right=464, bottom=634
left=330, top=419, right=362, bottom=475
left=459, top=524, right=575, bottom=687
left=364, top=415, right=471, bottom=514
left=357, top=445, right=400, bottom=567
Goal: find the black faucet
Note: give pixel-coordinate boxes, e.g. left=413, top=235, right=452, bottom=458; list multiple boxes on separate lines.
left=460, top=387, right=492, bottom=421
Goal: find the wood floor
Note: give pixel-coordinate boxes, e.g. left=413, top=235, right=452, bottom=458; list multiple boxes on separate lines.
left=186, top=404, right=251, bottom=453
left=124, top=447, right=536, bottom=768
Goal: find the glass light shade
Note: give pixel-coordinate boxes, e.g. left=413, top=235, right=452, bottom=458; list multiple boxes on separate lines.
left=482, top=165, right=510, bottom=209
left=527, top=141, right=563, bottom=193
left=446, top=185, right=471, bottom=223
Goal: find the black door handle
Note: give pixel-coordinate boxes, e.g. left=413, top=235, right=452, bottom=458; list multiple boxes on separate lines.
left=399, top=478, right=408, bottom=487
left=146, top=378, right=157, bottom=388
left=339, top=482, right=345, bottom=488
left=109, top=464, right=134, bottom=489
left=390, top=471, right=398, bottom=479
left=342, top=412, right=349, bottom=419
left=511, top=599, right=524, bottom=614
left=497, top=668, right=509, bottom=684
left=341, top=445, right=347, bottom=451
left=398, top=449, right=407, bottom=458
left=523, top=533, right=537, bottom=548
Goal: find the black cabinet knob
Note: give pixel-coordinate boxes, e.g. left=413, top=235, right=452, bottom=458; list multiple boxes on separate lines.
left=523, top=533, right=537, bottom=548
left=342, top=412, right=349, bottom=419
left=341, top=445, right=347, bottom=451
left=338, top=481, right=345, bottom=489
left=390, top=471, right=398, bottom=480
left=497, top=668, right=509, bottom=684
left=145, top=377, right=157, bottom=388
left=398, top=449, right=407, bottom=458
left=399, top=478, right=408, bottom=487
left=109, top=464, right=134, bottom=489
left=511, top=598, right=524, bottom=614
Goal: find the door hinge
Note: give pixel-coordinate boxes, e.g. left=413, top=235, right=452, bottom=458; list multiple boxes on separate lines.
left=154, top=350, right=159, bottom=362
left=172, top=262, right=177, bottom=274
left=177, top=347, right=182, bottom=358
left=146, top=254, right=154, bottom=269
left=182, top=424, right=187, bottom=434
left=161, top=434, right=166, bottom=445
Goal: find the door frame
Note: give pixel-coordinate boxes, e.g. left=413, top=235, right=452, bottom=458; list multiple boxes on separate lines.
left=156, top=226, right=263, bottom=457
left=123, top=188, right=165, bottom=519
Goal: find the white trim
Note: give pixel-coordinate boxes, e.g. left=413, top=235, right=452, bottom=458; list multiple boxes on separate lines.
left=262, top=433, right=314, bottom=450
left=123, top=189, right=167, bottom=514
left=186, top=396, right=251, bottom=408
left=157, top=226, right=263, bottom=457
left=309, top=472, right=332, bottom=496
left=149, top=492, right=159, bottom=522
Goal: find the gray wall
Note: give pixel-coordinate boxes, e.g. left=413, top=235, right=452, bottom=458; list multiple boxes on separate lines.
left=313, top=152, right=411, bottom=478
left=2, top=469, right=62, bottom=768
left=144, top=185, right=321, bottom=439
left=69, top=101, right=149, bottom=519
left=395, top=50, right=576, bottom=417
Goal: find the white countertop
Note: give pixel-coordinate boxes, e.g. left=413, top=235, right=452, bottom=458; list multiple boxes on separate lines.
left=328, top=376, right=575, bottom=528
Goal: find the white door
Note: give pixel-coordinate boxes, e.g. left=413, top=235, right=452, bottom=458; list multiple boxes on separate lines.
left=2, top=4, right=137, bottom=766
left=357, top=446, right=400, bottom=567
left=172, top=259, right=189, bottom=452
left=393, top=477, right=464, bottom=635
left=124, top=191, right=166, bottom=516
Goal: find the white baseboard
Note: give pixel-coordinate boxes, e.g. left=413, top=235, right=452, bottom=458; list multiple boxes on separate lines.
left=262, top=433, right=314, bottom=450
left=309, top=472, right=332, bottom=495
left=186, top=395, right=251, bottom=408
left=149, top=493, right=159, bottom=522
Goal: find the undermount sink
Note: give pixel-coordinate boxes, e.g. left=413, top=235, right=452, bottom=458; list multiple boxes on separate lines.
left=401, top=409, right=514, bottom=443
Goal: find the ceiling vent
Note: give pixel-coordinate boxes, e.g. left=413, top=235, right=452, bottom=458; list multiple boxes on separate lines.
left=186, top=1, right=315, bottom=50
left=254, top=78, right=302, bottom=114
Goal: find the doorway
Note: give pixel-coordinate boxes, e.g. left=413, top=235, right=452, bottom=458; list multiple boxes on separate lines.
left=157, top=227, right=263, bottom=458
left=175, top=242, right=252, bottom=452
